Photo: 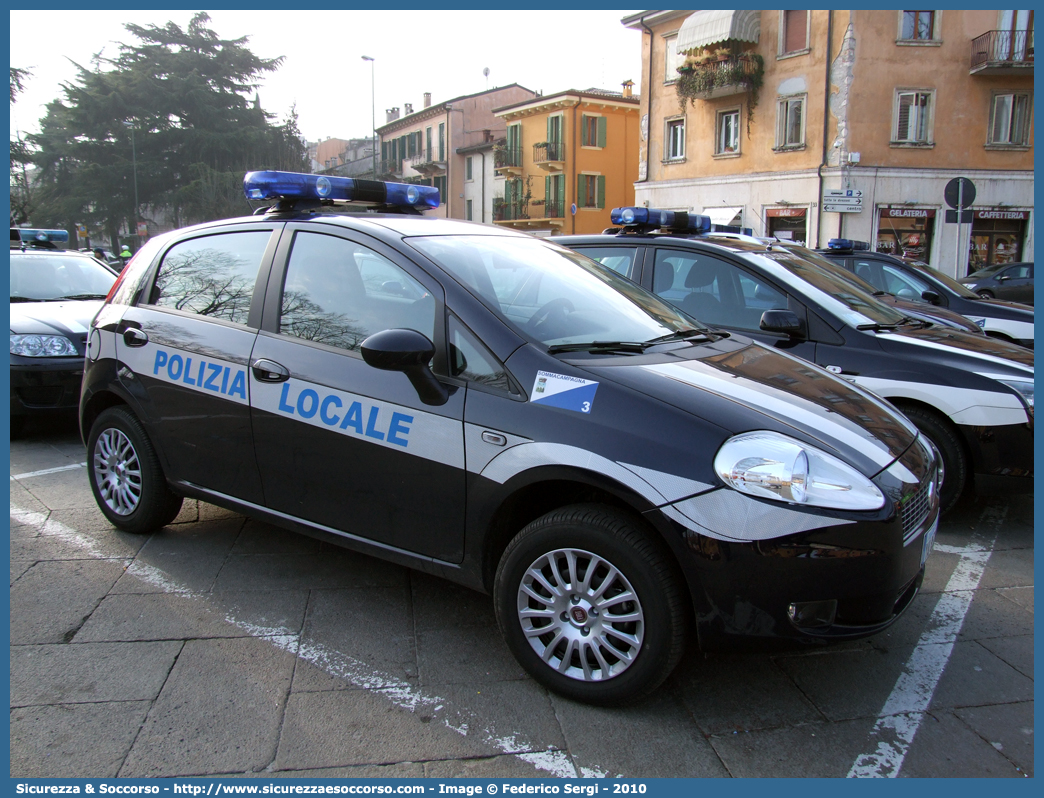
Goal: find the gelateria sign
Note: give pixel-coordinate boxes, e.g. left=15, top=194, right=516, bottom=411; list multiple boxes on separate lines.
left=880, top=208, right=935, bottom=218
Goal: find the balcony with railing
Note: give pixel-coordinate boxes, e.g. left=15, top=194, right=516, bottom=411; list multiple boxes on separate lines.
left=494, top=146, right=523, bottom=175
left=675, top=53, right=764, bottom=102
left=408, top=147, right=446, bottom=176
left=493, top=198, right=529, bottom=223
left=533, top=141, right=566, bottom=171
left=970, top=30, right=1034, bottom=74
left=379, top=158, right=402, bottom=177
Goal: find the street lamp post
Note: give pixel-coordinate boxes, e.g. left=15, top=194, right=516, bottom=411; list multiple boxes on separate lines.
left=361, top=56, right=376, bottom=177
left=122, top=120, right=140, bottom=249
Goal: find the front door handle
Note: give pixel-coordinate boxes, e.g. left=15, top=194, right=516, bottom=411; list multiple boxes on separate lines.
left=251, top=358, right=289, bottom=383
left=123, top=328, right=148, bottom=347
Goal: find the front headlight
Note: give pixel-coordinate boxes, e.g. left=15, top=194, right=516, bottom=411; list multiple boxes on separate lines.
left=10, top=334, right=80, bottom=357
left=964, top=282, right=978, bottom=291
left=714, top=431, right=885, bottom=511
left=997, top=379, right=1034, bottom=417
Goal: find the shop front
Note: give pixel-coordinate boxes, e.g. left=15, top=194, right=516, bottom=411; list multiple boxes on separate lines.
left=876, top=207, right=936, bottom=264
left=766, top=207, right=808, bottom=244
left=967, top=210, right=1029, bottom=275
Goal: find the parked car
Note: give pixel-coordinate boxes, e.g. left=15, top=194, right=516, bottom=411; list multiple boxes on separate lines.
left=819, top=241, right=1034, bottom=348
left=80, top=171, right=940, bottom=706
left=959, top=262, right=1033, bottom=305
left=706, top=234, right=985, bottom=335
left=10, top=249, right=119, bottom=436
left=559, top=207, right=1033, bottom=514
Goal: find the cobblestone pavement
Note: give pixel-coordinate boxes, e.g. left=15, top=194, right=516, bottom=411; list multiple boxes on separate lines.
left=9, top=417, right=1034, bottom=778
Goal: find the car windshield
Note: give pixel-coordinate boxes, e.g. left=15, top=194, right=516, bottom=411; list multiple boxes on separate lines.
left=714, top=240, right=907, bottom=327
left=408, top=235, right=704, bottom=347
left=10, top=253, right=117, bottom=301
left=903, top=259, right=980, bottom=298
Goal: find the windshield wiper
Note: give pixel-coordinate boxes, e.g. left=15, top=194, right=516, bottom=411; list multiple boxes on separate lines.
left=645, top=329, right=714, bottom=345
left=53, top=293, right=109, bottom=301
left=856, top=321, right=904, bottom=331
left=10, top=295, right=42, bottom=303
left=547, top=341, right=652, bottom=355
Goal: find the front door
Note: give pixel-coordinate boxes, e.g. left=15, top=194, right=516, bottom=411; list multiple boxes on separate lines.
left=249, top=226, right=467, bottom=562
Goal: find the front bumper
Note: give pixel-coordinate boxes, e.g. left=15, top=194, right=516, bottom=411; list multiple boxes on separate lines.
left=959, top=421, right=1033, bottom=492
left=10, top=356, right=86, bottom=416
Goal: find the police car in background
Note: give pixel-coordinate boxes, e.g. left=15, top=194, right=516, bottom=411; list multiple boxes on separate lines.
left=820, top=240, right=1034, bottom=348
left=81, top=172, right=939, bottom=705
left=558, top=208, right=1033, bottom=515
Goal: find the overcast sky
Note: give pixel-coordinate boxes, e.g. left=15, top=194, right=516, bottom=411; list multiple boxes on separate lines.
left=10, top=9, right=644, bottom=143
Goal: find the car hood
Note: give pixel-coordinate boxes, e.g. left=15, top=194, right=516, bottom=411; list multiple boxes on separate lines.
left=10, top=299, right=103, bottom=339
left=581, top=335, right=918, bottom=477
left=880, top=296, right=983, bottom=333
left=876, top=325, right=1034, bottom=373
left=964, top=296, right=1034, bottom=318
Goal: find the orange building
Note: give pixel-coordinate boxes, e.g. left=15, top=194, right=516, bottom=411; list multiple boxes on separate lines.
left=491, top=87, right=641, bottom=235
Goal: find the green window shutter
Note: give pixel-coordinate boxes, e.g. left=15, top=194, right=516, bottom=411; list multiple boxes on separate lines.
left=557, top=175, right=565, bottom=209
left=597, top=117, right=607, bottom=148
left=580, top=115, right=589, bottom=144
left=547, top=116, right=553, bottom=143
left=545, top=175, right=551, bottom=206
left=596, top=175, right=606, bottom=209
left=577, top=174, right=586, bottom=206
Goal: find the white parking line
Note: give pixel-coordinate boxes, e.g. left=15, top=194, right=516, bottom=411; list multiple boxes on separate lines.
left=10, top=462, right=88, bottom=481
left=847, top=506, right=1006, bottom=778
left=10, top=501, right=606, bottom=778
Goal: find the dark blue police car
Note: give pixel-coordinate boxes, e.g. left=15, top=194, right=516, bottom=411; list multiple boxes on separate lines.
left=559, top=208, right=1033, bottom=515
left=81, top=172, right=940, bottom=705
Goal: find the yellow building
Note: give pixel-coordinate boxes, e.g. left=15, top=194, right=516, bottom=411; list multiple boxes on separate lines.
left=491, top=87, right=641, bottom=235
left=623, top=10, right=1033, bottom=276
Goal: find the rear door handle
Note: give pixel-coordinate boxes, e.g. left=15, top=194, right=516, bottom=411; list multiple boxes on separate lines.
left=251, top=358, right=289, bottom=383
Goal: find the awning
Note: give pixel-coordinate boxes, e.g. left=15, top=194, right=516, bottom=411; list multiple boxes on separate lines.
left=676, top=10, right=761, bottom=54
left=702, top=206, right=743, bottom=225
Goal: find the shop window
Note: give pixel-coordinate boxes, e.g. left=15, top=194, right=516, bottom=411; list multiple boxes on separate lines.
left=716, top=109, right=740, bottom=155
left=988, top=92, right=1031, bottom=146
left=877, top=209, right=936, bottom=263
left=893, top=90, right=934, bottom=145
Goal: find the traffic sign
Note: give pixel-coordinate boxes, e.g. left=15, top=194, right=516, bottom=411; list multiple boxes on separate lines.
left=944, top=177, right=976, bottom=210
left=945, top=209, right=973, bottom=224
left=823, top=189, right=863, bottom=213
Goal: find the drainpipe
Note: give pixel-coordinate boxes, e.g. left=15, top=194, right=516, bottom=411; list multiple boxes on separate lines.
left=639, top=15, right=654, bottom=185
left=817, top=10, right=834, bottom=248
left=481, top=150, right=486, bottom=223
left=571, top=99, right=581, bottom=234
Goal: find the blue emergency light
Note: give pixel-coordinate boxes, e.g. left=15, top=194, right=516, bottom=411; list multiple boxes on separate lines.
left=826, top=238, right=871, bottom=251
left=610, top=207, right=713, bottom=233
left=243, top=170, right=440, bottom=210
left=16, top=228, right=70, bottom=243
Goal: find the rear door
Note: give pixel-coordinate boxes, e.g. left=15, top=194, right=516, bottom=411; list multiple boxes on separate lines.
left=249, top=224, right=468, bottom=561
left=116, top=224, right=281, bottom=503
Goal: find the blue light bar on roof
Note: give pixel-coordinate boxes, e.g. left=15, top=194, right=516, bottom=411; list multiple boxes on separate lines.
left=17, top=228, right=69, bottom=243
left=826, top=238, right=871, bottom=251
left=243, top=170, right=440, bottom=210
left=610, top=207, right=712, bottom=233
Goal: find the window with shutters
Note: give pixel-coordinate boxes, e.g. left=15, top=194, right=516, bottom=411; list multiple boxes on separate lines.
left=987, top=92, right=1031, bottom=147
left=715, top=109, right=741, bottom=155
left=892, top=89, right=935, bottom=145
left=774, top=95, right=806, bottom=150
left=581, top=115, right=607, bottom=148
left=465, top=156, right=474, bottom=181
left=578, top=174, right=606, bottom=209
left=425, top=127, right=433, bottom=161
left=466, top=199, right=473, bottom=221
left=664, top=117, right=686, bottom=161
left=433, top=175, right=447, bottom=202
left=544, top=174, right=565, bottom=217
left=779, top=10, right=810, bottom=56
left=663, top=33, right=682, bottom=83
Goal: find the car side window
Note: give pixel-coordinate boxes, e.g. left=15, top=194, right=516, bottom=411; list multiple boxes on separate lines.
left=148, top=231, right=271, bottom=325
left=448, top=315, right=515, bottom=394
left=1004, top=264, right=1030, bottom=280
left=652, top=249, right=786, bottom=331
left=881, top=265, right=930, bottom=301
left=279, top=231, right=434, bottom=353
left=573, top=246, right=639, bottom=280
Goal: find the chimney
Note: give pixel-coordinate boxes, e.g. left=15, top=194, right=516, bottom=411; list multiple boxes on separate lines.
left=423, top=92, right=432, bottom=108
left=404, top=102, right=413, bottom=115
left=622, top=80, right=634, bottom=98
left=385, top=107, right=400, bottom=123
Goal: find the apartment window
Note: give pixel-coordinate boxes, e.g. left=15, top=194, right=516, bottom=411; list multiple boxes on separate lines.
left=900, top=10, right=937, bottom=41
left=433, top=175, right=446, bottom=202
left=577, top=174, right=606, bottom=209
left=780, top=10, right=809, bottom=55
left=989, top=92, right=1031, bottom=146
left=664, top=33, right=682, bottom=82
left=716, top=109, right=740, bottom=155
left=465, top=156, right=473, bottom=181
left=438, top=123, right=446, bottom=161
left=665, top=117, right=686, bottom=161
left=466, top=199, right=473, bottom=221
left=894, top=90, right=934, bottom=144
left=425, top=127, right=432, bottom=159
left=775, top=95, right=805, bottom=149
left=582, top=115, right=607, bottom=148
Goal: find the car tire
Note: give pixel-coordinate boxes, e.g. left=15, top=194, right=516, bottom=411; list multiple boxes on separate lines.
left=87, top=406, right=183, bottom=533
left=977, top=290, right=995, bottom=299
left=494, top=504, right=688, bottom=706
left=897, top=405, right=967, bottom=515
left=10, top=415, right=26, bottom=439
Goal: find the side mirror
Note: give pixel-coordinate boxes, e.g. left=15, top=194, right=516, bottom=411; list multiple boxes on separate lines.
left=921, top=290, right=941, bottom=305
left=361, top=328, right=449, bottom=406
left=760, top=309, right=804, bottom=339
left=997, top=275, right=1010, bottom=282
